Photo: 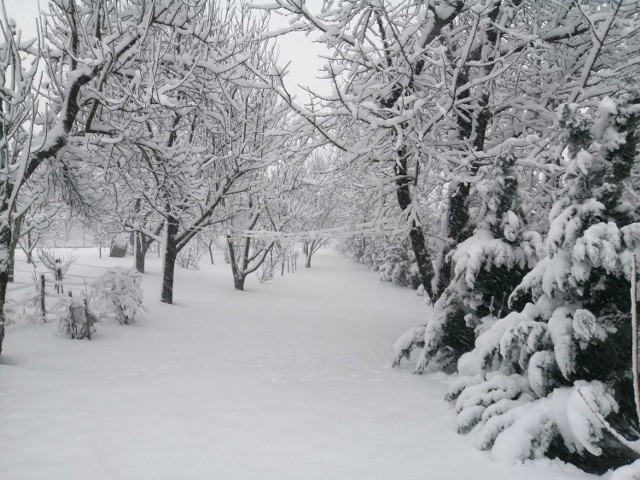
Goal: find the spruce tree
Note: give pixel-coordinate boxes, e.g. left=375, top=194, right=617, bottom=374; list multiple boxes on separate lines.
left=447, top=93, right=640, bottom=472
left=393, top=153, right=542, bottom=371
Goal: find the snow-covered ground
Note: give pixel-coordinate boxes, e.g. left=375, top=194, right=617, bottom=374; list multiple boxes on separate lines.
left=0, top=249, right=600, bottom=480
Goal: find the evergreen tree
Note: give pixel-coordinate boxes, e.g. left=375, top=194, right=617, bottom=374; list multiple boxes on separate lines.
left=393, top=153, right=542, bottom=371
left=447, top=93, right=640, bottom=472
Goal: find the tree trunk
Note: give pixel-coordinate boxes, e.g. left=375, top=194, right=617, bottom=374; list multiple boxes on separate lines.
left=234, top=275, right=245, bottom=291
left=135, top=242, right=145, bottom=273
left=134, top=232, right=142, bottom=273
left=436, top=182, right=471, bottom=297
left=7, top=217, right=22, bottom=283
left=0, top=225, right=11, bottom=355
left=432, top=8, right=497, bottom=297
left=26, top=230, right=33, bottom=264
left=305, top=252, right=312, bottom=268
left=434, top=106, right=490, bottom=298
left=127, top=231, right=135, bottom=254
left=394, top=147, right=433, bottom=294
left=135, top=232, right=152, bottom=274
left=161, top=216, right=179, bottom=304
left=226, top=236, right=242, bottom=291
left=208, top=244, right=215, bottom=265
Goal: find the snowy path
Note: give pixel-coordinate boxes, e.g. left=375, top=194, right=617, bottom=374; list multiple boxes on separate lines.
left=0, top=250, right=595, bottom=480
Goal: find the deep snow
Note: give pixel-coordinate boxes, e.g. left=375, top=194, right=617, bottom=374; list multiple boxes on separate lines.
left=0, top=249, right=601, bottom=479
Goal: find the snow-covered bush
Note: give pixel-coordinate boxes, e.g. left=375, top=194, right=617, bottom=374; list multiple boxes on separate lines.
left=378, top=245, right=417, bottom=287
left=5, top=273, right=71, bottom=326
left=59, top=298, right=97, bottom=340
left=4, top=292, right=41, bottom=326
left=391, top=325, right=426, bottom=367
left=361, top=237, right=386, bottom=271
left=337, top=235, right=367, bottom=263
left=4, top=270, right=43, bottom=325
left=447, top=94, right=640, bottom=472
left=89, top=267, right=145, bottom=325
left=338, top=235, right=422, bottom=288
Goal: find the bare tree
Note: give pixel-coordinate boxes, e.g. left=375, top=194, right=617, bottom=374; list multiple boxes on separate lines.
left=0, top=0, right=244, bottom=354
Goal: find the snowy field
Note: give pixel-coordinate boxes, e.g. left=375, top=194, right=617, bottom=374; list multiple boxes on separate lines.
left=0, top=249, right=602, bottom=480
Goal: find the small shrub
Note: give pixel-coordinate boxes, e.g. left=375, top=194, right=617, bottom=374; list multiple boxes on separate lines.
left=90, top=267, right=145, bottom=325
left=59, top=298, right=97, bottom=340
left=4, top=289, right=40, bottom=326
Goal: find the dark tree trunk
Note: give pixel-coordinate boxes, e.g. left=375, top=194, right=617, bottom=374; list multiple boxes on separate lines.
left=0, top=224, right=11, bottom=355
left=127, top=231, right=135, bottom=253
left=238, top=237, right=251, bottom=290
left=367, top=4, right=464, bottom=299
left=226, top=235, right=270, bottom=291
left=161, top=216, right=179, bottom=304
left=234, top=275, right=245, bottom=291
left=200, top=237, right=214, bottom=265
left=135, top=232, right=152, bottom=274
left=7, top=219, right=21, bottom=283
left=135, top=241, right=145, bottom=273
left=435, top=106, right=491, bottom=298
left=226, top=236, right=242, bottom=291
left=437, top=181, right=472, bottom=297
left=434, top=7, right=498, bottom=298
left=208, top=244, right=214, bottom=265
left=395, top=147, right=433, bottom=294
left=305, top=240, right=316, bottom=268
left=26, top=230, right=33, bottom=264
left=135, top=220, right=164, bottom=274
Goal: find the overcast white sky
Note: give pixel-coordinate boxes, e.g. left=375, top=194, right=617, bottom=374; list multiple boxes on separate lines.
left=266, top=10, right=330, bottom=100
left=3, top=0, right=329, bottom=101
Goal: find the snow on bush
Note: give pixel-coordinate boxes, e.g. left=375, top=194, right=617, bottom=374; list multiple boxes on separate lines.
left=4, top=290, right=41, bottom=326
left=490, top=382, right=617, bottom=462
left=338, top=235, right=423, bottom=289
left=447, top=374, right=618, bottom=462
left=448, top=93, right=640, bottom=471
left=60, top=298, right=98, bottom=340
left=391, top=325, right=425, bottom=367
left=378, top=245, right=417, bottom=287
left=89, top=267, right=145, bottom=325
